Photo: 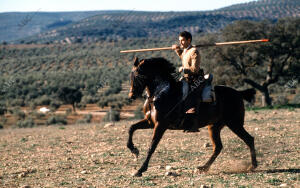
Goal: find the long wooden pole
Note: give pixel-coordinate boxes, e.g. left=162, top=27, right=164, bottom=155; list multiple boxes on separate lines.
left=120, top=39, right=269, bottom=53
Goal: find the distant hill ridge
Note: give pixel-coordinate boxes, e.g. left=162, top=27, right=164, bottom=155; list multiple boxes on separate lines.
left=0, top=0, right=299, bottom=43
left=216, top=0, right=300, bottom=18
left=0, top=11, right=107, bottom=42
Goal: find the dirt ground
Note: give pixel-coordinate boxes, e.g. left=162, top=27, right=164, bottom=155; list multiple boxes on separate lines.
left=0, top=108, right=299, bottom=187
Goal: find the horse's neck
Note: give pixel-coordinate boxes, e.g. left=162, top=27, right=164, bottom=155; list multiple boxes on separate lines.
left=146, top=76, right=178, bottom=98
left=145, top=76, right=165, bottom=97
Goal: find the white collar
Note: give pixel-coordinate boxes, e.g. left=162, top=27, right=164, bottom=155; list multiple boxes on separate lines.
left=184, top=45, right=192, bottom=52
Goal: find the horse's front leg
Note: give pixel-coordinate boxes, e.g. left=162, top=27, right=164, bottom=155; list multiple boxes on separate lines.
left=133, top=123, right=166, bottom=177
left=127, top=118, right=154, bottom=160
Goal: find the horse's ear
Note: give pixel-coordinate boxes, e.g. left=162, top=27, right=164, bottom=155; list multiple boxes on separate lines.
left=133, top=57, right=139, bottom=67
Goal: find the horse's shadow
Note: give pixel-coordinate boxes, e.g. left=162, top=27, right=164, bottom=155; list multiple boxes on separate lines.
left=219, top=168, right=300, bottom=175
left=262, top=168, right=300, bottom=174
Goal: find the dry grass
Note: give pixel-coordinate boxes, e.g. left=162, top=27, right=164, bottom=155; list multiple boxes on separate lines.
left=0, top=109, right=299, bottom=187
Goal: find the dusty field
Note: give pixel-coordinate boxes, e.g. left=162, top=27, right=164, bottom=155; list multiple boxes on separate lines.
left=0, top=109, right=299, bottom=188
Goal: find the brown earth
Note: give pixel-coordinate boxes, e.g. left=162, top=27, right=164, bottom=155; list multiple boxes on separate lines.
left=0, top=108, right=299, bottom=187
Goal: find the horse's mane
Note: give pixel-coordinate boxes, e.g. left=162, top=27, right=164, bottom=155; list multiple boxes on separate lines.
left=137, top=57, right=178, bottom=82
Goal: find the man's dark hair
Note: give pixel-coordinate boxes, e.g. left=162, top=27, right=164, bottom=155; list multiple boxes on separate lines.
left=179, top=31, right=192, bottom=42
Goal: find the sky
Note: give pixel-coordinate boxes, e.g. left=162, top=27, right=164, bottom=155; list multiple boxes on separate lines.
left=0, top=0, right=257, bottom=13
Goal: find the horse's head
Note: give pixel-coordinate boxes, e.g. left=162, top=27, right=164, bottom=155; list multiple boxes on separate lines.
left=129, top=57, right=176, bottom=100
left=129, top=57, right=148, bottom=99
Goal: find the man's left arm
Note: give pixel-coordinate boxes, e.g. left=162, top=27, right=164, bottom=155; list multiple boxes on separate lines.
left=190, top=49, right=201, bottom=74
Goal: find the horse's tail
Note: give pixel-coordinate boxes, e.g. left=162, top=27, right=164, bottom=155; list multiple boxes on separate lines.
left=239, top=88, right=256, bottom=103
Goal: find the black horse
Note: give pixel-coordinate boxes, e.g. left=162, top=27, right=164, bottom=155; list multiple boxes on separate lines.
left=127, top=57, right=257, bottom=177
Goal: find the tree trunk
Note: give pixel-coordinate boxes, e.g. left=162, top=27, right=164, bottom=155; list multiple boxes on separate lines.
left=243, top=79, right=272, bottom=106
left=72, top=103, right=76, bottom=112
left=261, top=87, right=272, bottom=107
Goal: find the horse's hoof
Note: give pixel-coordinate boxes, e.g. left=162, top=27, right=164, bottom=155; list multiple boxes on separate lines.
left=132, top=171, right=142, bottom=177
left=132, top=148, right=139, bottom=161
left=196, top=166, right=209, bottom=173
left=247, top=164, right=257, bottom=172
left=132, top=148, right=139, bottom=157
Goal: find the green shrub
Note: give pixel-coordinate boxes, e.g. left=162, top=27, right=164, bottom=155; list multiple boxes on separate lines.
left=81, top=95, right=98, bottom=104
left=76, top=102, right=86, bottom=110
left=103, top=109, right=120, bottom=122
left=12, top=108, right=25, bottom=120
left=133, top=106, right=144, bottom=119
left=83, top=114, right=92, bottom=123
left=273, top=95, right=289, bottom=106
left=65, top=108, right=72, bottom=115
left=16, top=118, right=35, bottom=128
left=97, top=93, right=130, bottom=109
left=29, top=102, right=37, bottom=110
left=33, top=95, right=52, bottom=106
left=32, top=111, right=46, bottom=119
left=10, top=99, right=25, bottom=107
left=292, top=93, right=300, bottom=104
left=49, top=100, right=61, bottom=111
left=46, top=115, right=67, bottom=125
left=97, top=100, right=108, bottom=108
left=0, top=107, right=6, bottom=115
left=76, top=114, right=93, bottom=124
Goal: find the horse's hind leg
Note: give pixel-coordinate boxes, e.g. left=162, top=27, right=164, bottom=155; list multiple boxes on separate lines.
left=127, top=119, right=154, bottom=160
left=198, top=124, right=224, bottom=172
left=227, top=123, right=258, bottom=171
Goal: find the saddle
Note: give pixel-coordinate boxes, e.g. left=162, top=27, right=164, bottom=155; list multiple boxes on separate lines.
left=181, top=73, right=215, bottom=103
left=202, top=74, right=216, bottom=103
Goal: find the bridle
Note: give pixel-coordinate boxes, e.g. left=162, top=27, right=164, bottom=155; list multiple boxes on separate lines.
left=130, top=69, right=147, bottom=98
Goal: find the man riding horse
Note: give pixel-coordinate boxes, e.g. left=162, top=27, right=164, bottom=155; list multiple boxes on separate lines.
left=125, top=35, right=262, bottom=177
left=172, top=31, right=213, bottom=132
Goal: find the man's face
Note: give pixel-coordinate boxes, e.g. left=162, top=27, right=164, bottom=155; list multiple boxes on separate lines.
left=179, top=36, right=191, bottom=49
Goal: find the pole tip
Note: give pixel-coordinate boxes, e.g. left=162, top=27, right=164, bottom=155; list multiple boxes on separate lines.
left=262, top=39, right=269, bottom=42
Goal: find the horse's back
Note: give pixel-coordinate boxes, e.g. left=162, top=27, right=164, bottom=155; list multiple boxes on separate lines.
left=214, top=85, right=244, bottom=103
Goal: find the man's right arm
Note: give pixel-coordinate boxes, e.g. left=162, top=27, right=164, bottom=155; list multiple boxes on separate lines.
left=172, top=44, right=183, bottom=57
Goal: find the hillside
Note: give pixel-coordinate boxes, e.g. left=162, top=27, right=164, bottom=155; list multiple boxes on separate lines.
left=0, top=11, right=113, bottom=42
left=1, top=0, right=300, bottom=44
left=23, top=12, right=237, bottom=44
left=1, top=16, right=299, bottom=111
left=217, top=0, right=300, bottom=18
left=0, top=37, right=182, bottom=118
